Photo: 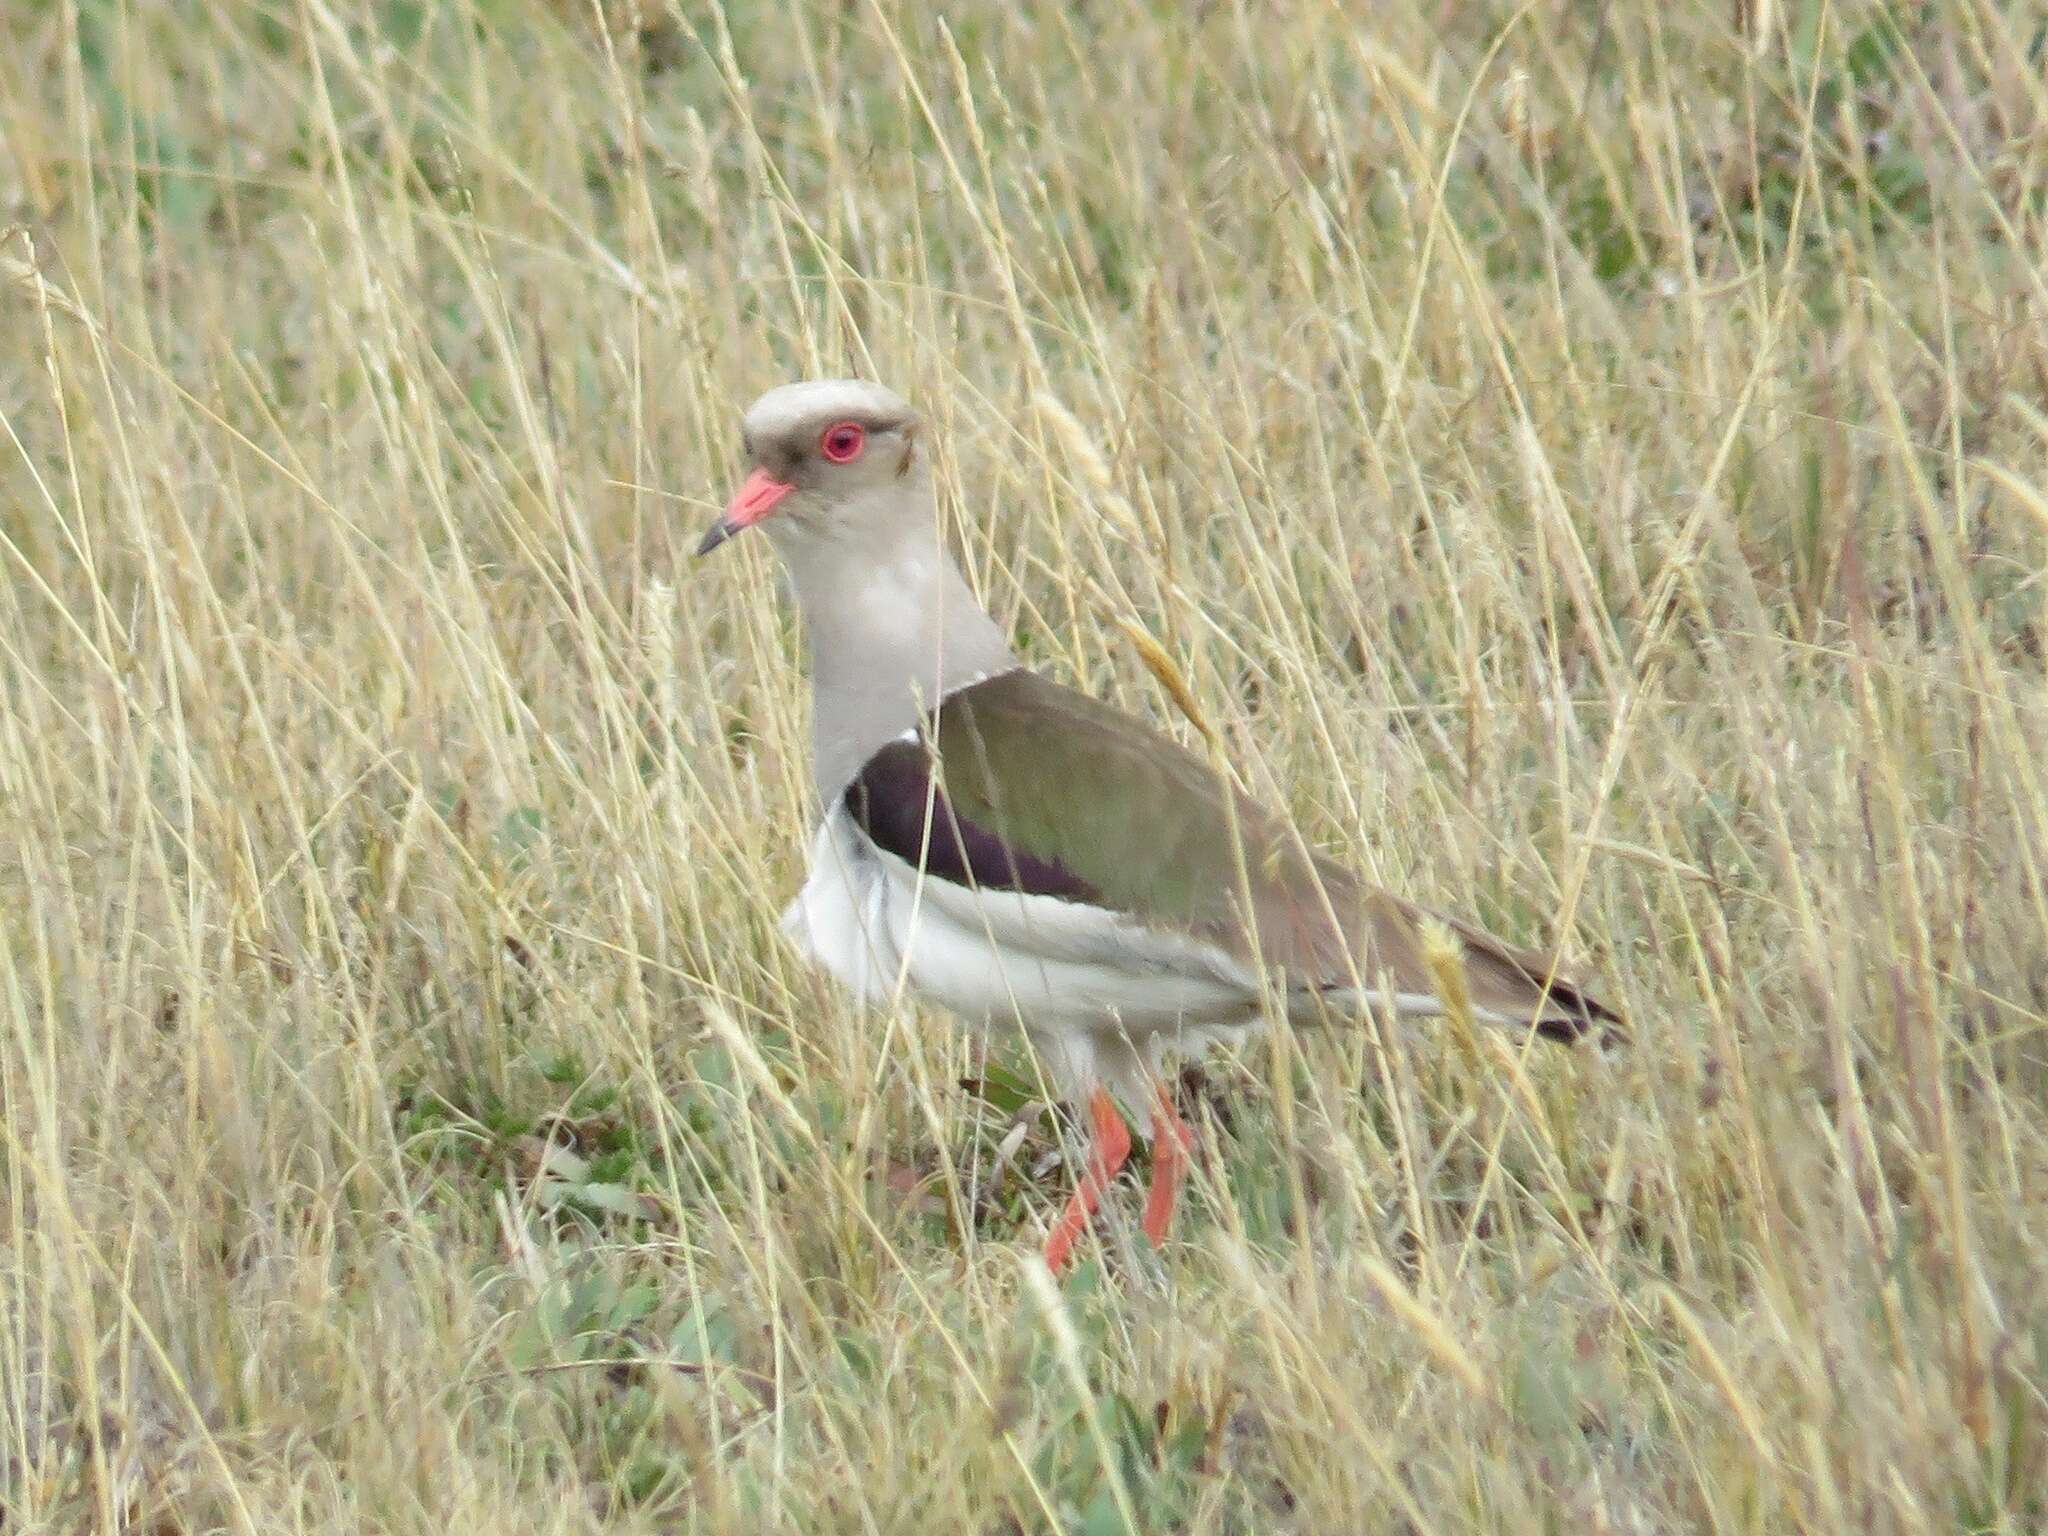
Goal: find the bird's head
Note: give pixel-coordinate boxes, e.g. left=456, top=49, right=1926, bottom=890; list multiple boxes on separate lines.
left=697, top=379, right=924, bottom=557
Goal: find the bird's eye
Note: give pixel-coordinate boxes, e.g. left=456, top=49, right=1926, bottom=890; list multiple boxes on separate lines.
left=820, top=421, right=866, bottom=463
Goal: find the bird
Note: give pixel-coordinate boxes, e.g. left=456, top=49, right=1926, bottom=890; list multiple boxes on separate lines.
left=698, top=378, right=1620, bottom=1272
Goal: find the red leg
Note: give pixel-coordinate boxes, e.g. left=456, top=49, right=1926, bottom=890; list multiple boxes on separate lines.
left=1043, top=1086, right=1132, bottom=1273
left=1141, top=1083, right=1194, bottom=1248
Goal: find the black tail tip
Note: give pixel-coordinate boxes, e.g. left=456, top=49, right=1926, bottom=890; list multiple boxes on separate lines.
left=1532, top=990, right=1628, bottom=1050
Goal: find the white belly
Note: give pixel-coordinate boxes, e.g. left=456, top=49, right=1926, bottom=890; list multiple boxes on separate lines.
left=779, top=806, right=1262, bottom=1036
left=777, top=808, right=1453, bottom=1104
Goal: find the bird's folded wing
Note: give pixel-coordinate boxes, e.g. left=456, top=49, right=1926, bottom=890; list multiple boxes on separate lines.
left=842, top=669, right=1618, bottom=1038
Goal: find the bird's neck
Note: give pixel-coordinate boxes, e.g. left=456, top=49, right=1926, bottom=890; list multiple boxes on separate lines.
left=777, top=490, right=1017, bottom=804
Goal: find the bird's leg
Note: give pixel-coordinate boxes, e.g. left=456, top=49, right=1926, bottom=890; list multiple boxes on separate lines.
left=1140, top=1080, right=1195, bottom=1248
left=1043, top=1085, right=1132, bottom=1273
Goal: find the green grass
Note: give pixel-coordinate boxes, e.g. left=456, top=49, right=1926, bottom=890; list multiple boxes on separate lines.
left=4, top=0, right=2047, bottom=1529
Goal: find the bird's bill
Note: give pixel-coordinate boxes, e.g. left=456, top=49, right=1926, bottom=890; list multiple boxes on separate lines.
left=697, top=466, right=796, bottom=556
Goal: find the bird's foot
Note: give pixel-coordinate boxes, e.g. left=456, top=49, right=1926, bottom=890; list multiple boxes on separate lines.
left=1140, top=1085, right=1195, bottom=1249
left=1042, top=1085, right=1131, bottom=1273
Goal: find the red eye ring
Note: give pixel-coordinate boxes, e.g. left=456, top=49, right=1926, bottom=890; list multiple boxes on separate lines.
left=820, top=421, right=866, bottom=463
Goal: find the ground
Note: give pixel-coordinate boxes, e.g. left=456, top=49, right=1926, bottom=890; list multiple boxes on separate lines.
left=2, top=0, right=2046, bottom=1530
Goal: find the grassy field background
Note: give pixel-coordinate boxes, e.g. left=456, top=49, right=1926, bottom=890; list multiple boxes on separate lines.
left=5, top=0, right=2048, bottom=1529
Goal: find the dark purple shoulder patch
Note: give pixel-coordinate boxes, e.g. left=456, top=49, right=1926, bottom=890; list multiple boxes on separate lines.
left=844, top=738, right=1100, bottom=903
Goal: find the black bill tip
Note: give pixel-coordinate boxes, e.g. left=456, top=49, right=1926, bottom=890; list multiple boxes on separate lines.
left=695, top=517, right=739, bottom=558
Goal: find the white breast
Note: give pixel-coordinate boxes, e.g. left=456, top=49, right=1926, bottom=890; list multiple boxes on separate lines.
left=777, top=806, right=902, bottom=1004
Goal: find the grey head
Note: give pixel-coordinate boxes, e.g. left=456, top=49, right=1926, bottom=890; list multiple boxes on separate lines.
left=696, top=379, right=923, bottom=557
left=700, top=378, right=1017, bottom=801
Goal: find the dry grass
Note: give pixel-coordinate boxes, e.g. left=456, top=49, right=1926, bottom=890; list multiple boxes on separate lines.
left=4, top=0, right=2047, bottom=1529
